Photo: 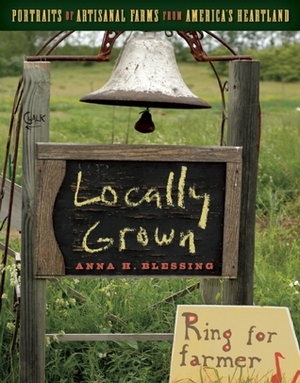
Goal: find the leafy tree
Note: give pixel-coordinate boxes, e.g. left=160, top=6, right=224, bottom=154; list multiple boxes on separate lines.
left=0, top=31, right=55, bottom=76
left=254, top=42, right=300, bottom=82
left=196, top=36, right=300, bottom=83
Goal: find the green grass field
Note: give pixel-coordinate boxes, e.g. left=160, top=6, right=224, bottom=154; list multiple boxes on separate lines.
left=0, top=61, right=300, bottom=382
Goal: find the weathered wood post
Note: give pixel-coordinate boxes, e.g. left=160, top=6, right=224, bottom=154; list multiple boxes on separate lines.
left=200, top=60, right=260, bottom=305
left=223, top=60, right=260, bottom=305
left=20, top=62, right=50, bottom=383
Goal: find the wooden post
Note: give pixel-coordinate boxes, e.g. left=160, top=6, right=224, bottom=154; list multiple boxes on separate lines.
left=199, top=60, right=260, bottom=305
left=20, top=62, right=50, bottom=383
left=199, top=278, right=222, bottom=304
left=223, top=60, right=260, bottom=305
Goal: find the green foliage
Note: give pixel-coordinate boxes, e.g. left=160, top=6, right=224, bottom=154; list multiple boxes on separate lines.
left=256, top=112, right=300, bottom=216
left=252, top=43, right=300, bottom=82
left=255, top=219, right=300, bottom=341
left=0, top=31, right=55, bottom=76
left=43, top=278, right=197, bottom=383
left=204, top=42, right=300, bottom=83
left=0, top=56, right=23, bottom=77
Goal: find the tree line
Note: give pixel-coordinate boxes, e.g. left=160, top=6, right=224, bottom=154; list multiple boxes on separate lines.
left=0, top=30, right=300, bottom=82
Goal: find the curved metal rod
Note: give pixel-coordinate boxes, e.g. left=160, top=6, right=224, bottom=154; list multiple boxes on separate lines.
left=208, top=62, right=228, bottom=146
left=0, top=76, right=23, bottom=214
left=34, top=31, right=68, bottom=56
left=0, top=77, right=23, bottom=313
left=204, top=30, right=239, bottom=56
left=26, top=30, right=124, bottom=62
left=44, top=30, right=75, bottom=56
left=176, top=30, right=252, bottom=62
left=176, top=30, right=251, bottom=146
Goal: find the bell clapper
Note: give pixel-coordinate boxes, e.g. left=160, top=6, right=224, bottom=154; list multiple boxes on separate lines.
left=134, top=107, right=155, bottom=134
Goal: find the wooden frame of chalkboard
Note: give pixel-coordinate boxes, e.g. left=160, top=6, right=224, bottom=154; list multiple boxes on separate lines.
left=34, top=143, right=242, bottom=278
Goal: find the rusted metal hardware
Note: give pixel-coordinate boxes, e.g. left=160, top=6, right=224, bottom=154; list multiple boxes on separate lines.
left=177, top=30, right=252, bottom=62
left=26, top=30, right=124, bottom=62
left=26, top=30, right=252, bottom=63
left=97, top=30, right=124, bottom=60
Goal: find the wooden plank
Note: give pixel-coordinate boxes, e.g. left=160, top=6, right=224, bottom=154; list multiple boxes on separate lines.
left=46, top=333, right=174, bottom=342
left=36, top=143, right=243, bottom=162
left=199, top=279, right=223, bottom=304
left=35, top=160, right=65, bottom=276
left=0, top=242, right=19, bottom=258
left=19, top=61, right=50, bottom=383
left=0, top=176, right=22, bottom=232
left=222, top=161, right=242, bottom=277
left=200, top=155, right=243, bottom=297
left=150, top=282, right=200, bottom=310
left=224, top=60, right=260, bottom=305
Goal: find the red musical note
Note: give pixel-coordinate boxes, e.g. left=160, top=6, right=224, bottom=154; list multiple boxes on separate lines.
left=292, top=370, right=300, bottom=383
left=271, top=352, right=285, bottom=383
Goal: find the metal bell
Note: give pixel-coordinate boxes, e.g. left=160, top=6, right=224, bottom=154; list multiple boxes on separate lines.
left=80, top=32, right=211, bottom=109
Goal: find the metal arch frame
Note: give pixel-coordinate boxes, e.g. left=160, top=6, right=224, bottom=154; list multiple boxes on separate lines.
left=26, top=30, right=252, bottom=62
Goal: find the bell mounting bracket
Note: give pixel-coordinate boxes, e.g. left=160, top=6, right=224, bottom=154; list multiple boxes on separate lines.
left=25, top=30, right=252, bottom=62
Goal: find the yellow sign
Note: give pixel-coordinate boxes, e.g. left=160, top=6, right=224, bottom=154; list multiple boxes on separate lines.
left=170, top=305, right=300, bottom=383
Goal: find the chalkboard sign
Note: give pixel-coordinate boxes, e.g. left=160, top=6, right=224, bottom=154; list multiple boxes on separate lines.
left=34, top=144, right=242, bottom=278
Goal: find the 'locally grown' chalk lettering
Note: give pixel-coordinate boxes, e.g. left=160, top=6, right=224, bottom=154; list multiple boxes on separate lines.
left=52, top=160, right=225, bottom=276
